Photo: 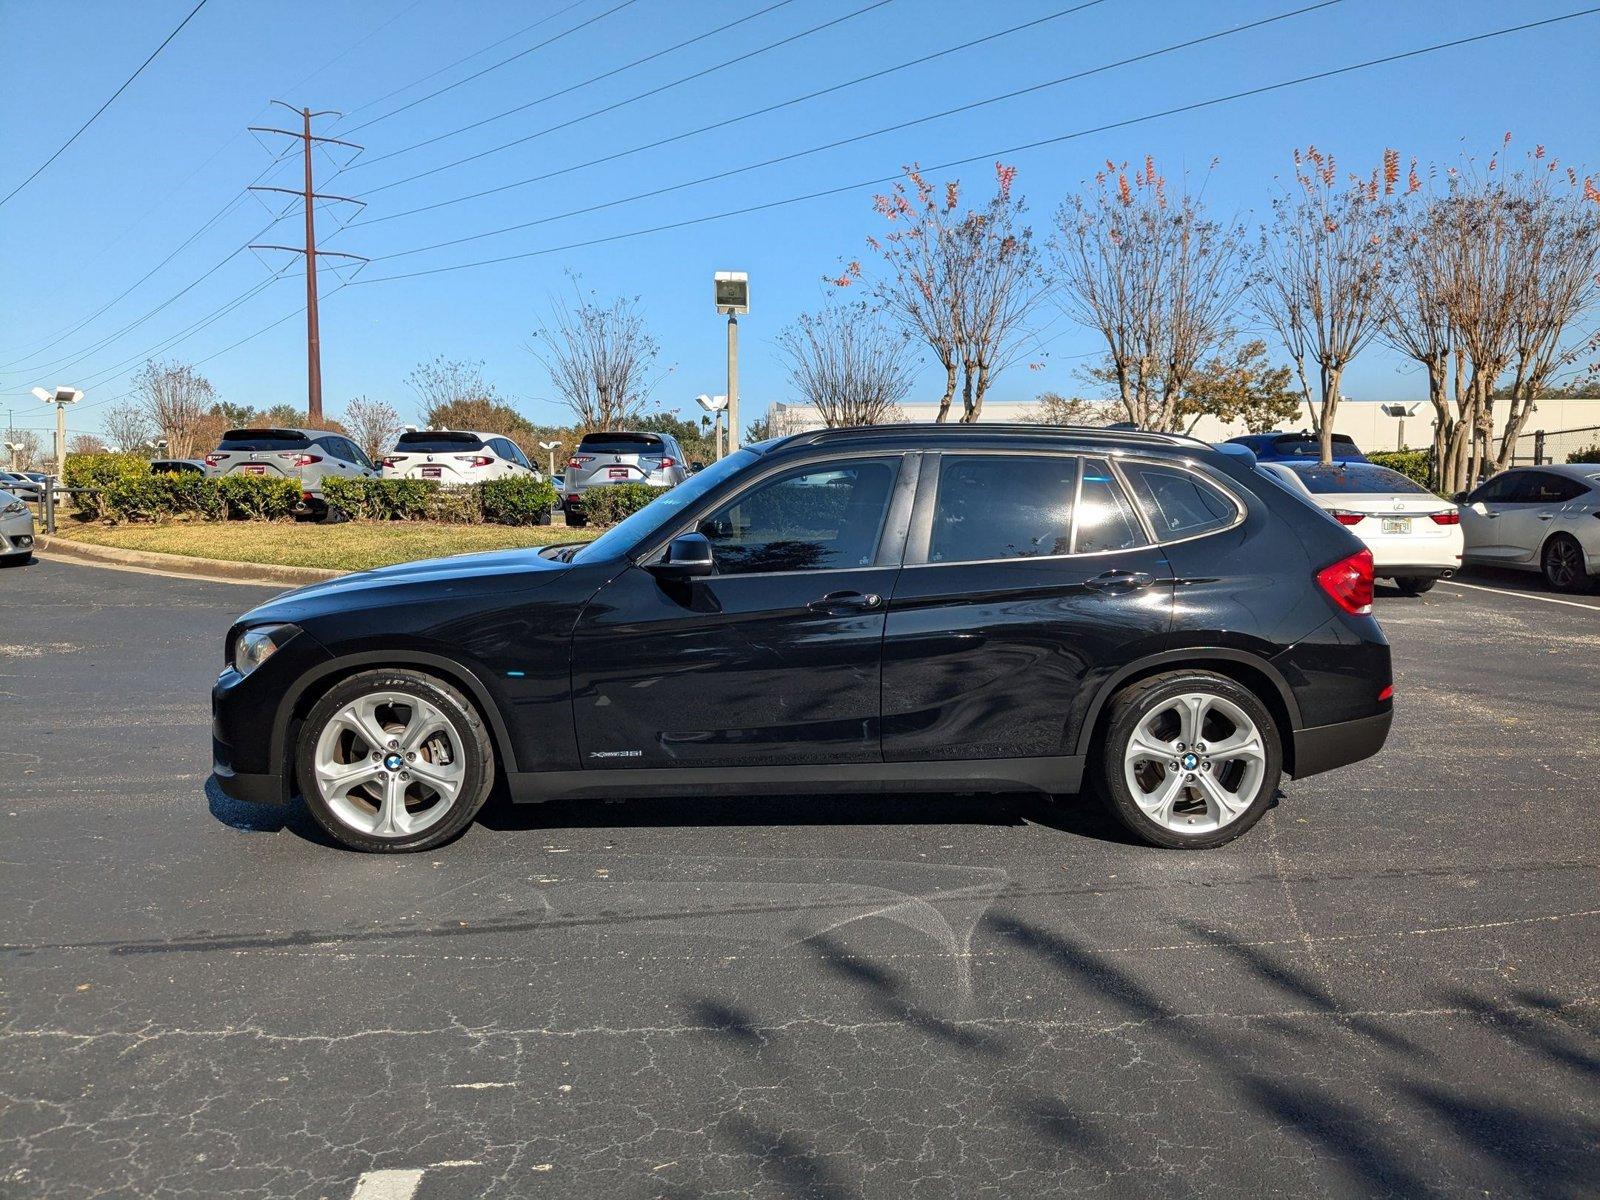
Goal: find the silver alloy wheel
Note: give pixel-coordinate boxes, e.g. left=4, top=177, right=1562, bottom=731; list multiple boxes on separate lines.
left=312, top=690, right=466, bottom=839
left=1122, top=692, right=1267, bottom=835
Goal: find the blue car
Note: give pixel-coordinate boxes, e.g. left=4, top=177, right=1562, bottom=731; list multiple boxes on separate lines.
left=1226, top=432, right=1368, bottom=463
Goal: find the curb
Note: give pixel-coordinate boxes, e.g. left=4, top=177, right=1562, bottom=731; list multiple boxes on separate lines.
left=36, top=535, right=345, bottom=588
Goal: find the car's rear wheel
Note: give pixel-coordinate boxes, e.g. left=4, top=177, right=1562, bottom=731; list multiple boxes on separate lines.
left=1541, top=534, right=1587, bottom=592
left=1097, top=672, right=1282, bottom=849
left=1395, top=577, right=1436, bottom=596
left=295, top=669, right=494, bottom=852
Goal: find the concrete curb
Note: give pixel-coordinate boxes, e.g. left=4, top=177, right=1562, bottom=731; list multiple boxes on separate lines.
left=36, top=534, right=345, bottom=588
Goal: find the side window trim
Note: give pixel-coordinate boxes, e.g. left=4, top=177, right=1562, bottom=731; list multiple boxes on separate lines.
left=1117, top=456, right=1247, bottom=546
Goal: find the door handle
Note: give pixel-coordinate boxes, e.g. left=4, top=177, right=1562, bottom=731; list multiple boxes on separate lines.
left=1084, top=570, right=1154, bottom=593
left=1537, top=512, right=1555, bottom=521
left=807, top=590, right=882, bottom=614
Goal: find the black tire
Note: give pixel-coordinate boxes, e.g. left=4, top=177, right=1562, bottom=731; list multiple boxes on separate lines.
left=295, top=669, right=495, bottom=853
left=564, top=507, right=587, bottom=528
left=0, top=553, right=29, bottom=567
left=1541, top=534, right=1588, bottom=593
left=1395, top=577, right=1436, bottom=596
left=1095, top=670, right=1282, bottom=850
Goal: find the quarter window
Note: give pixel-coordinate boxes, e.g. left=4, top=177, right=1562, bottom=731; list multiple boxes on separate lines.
left=696, top=458, right=898, bottom=575
left=1076, top=458, right=1148, bottom=553
left=928, top=455, right=1078, bottom=563
left=1120, top=462, right=1239, bottom=541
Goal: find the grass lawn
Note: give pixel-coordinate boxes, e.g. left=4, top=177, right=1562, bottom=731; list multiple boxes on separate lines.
left=51, top=520, right=583, bottom=573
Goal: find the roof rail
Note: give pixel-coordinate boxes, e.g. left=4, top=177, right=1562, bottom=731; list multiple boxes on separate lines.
left=789, top=423, right=1210, bottom=450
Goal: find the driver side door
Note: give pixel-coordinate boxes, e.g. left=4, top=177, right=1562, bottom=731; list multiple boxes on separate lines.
left=570, top=453, right=913, bottom=769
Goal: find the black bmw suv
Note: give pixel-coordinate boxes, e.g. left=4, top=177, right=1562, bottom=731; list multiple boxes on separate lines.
left=212, top=425, right=1392, bottom=853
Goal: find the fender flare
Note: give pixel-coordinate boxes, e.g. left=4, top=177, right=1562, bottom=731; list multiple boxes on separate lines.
left=1071, top=647, right=1303, bottom=758
left=270, top=650, right=520, bottom=774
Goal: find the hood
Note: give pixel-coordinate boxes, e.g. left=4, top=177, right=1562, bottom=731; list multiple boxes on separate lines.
left=240, top=546, right=574, bottom=626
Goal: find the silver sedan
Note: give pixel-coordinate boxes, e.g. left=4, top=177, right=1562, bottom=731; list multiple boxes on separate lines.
left=1, top=489, right=35, bottom=564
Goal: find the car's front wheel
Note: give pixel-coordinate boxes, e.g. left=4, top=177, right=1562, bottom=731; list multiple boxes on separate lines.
left=295, top=669, right=495, bottom=852
left=1542, top=534, right=1588, bottom=593
left=1097, top=672, right=1282, bottom=849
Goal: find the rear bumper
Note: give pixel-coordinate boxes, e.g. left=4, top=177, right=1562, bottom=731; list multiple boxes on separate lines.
left=1291, top=709, right=1393, bottom=779
left=1379, top=565, right=1455, bottom=579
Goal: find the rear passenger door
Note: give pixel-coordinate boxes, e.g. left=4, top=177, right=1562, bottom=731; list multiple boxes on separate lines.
left=880, top=452, right=1174, bottom=765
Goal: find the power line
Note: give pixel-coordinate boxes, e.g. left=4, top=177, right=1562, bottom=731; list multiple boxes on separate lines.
left=356, top=0, right=1112, bottom=229
left=342, top=0, right=644, bottom=135
left=351, top=0, right=898, bottom=197
left=367, top=0, right=1336, bottom=263
left=353, top=5, right=1600, bottom=285
left=0, top=0, right=212, bottom=209
left=349, top=0, right=804, bottom=172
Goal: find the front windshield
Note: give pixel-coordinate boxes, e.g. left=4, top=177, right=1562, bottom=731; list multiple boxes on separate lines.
left=570, top=449, right=760, bottom=564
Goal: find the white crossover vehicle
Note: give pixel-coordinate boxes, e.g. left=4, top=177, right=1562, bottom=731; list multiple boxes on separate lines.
left=1260, top=460, right=1462, bottom=595
left=1458, top=464, right=1600, bottom=592
left=204, top=428, right=379, bottom=520
left=1, top=488, right=35, bottom=564
left=380, top=430, right=541, bottom=485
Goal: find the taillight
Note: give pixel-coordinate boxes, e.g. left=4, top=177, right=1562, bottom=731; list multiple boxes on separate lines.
left=289, top=453, right=323, bottom=467
left=1377, top=685, right=1394, bottom=702
left=1328, top=509, right=1366, bottom=526
left=1316, top=549, right=1374, bottom=616
left=204, top=453, right=224, bottom=466
left=1427, top=510, right=1460, bottom=525
left=568, top=455, right=593, bottom=469
left=656, top=456, right=676, bottom=469
left=456, top=455, right=494, bottom=468
left=380, top=456, right=401, bottom=468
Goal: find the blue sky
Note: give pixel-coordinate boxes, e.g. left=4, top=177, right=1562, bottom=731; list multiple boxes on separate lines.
left=2, top=0, right=1597, bottom=442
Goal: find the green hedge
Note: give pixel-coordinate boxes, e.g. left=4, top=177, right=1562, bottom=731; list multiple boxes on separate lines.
left=95, top=474, right=296, bottom=523
left=321, top=475, right=555, bottom=524
left=1366, top=449, right=1430, bottom=486
left=65, top=452, right=152, bottom=518
left=1568, top=444, right=1600, bottom=464
left=321, top=477, right=440, bottom=520
left=480, top=476, right=557, bottom=526
left=581, top=483, right=661, bottom=525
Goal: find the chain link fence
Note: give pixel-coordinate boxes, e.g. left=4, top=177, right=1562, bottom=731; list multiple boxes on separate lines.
left=1508, top=425, right=1600, bottom=466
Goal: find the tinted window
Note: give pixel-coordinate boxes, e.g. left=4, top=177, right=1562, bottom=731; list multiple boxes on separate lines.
left=1076, top=458, right=1147, bottom=553
left=929, top=455, right=1077, bottom=563
left=395, top=432, right=486, bottom=452
left=1121, top=463, right=1238, bottom=540
left=573, top=450, right=757, bottom=565
left=698, top=458, right=897, bottom=574
left=218, top=429, right=310, bottom=451
left=579, top=432, right=663, bottom=455
left=1288, top=463, right=1429, bottom=495
left=1469, top=473, right=1520, bottom=504
left=1526, top=472, right=1586, bottom=503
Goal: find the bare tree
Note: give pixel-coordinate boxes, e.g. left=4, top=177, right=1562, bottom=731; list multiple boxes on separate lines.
left=844, top=163, right=1043, bottom=422
left=775, top=303, right=914, bottom=428
left=133, top=358, right=218, bottom=459
left=343, top=395, right=404, bottom=461
left=1022, top=391, right=1116, bottom=426
left=68, top=433, right=108, bottom=455
left=529, top=284, right=665, bottom=431
left=1252, top=147, right=1397, bottom=463
left=102, top=401, right=155, bottom=454
left=4, top=427, right=40, bottom=470
left=405, top=357, right=503, bottom=418
left=1052, top=157, right=1249, bottom=432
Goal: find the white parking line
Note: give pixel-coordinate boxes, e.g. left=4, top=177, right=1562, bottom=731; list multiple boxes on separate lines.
left=350, top=1170, right=426, bottom=1200
left=1438, top=579, right=1600, bottom=611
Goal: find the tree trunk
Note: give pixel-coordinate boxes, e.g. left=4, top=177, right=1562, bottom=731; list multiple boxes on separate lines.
left=1426, top=361, right=1450, bottom=492
left=935, top=358, right=957, bottom=423
left=1317, top=363, right=1341, bottom=465
left=967, top=360, right=991, bottom=423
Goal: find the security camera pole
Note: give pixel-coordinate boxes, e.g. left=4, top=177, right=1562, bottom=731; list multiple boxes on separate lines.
left=1380, top=402, right=1421, bottom=451
left=696, top=393, right=728, bottom=459
left=714, top=272, right=748, bottom=450
left=32, top=385, right=82, bottom=474
left=538, top=439, right=561, bottom=479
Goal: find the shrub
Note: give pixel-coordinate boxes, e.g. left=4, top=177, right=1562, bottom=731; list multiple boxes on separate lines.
left=1568, top=444, right=1600, bottom=464
left=1367, top=449, right=1430, bottom=487
left=479, top=476, right=555, bottom=526
left=581, top=482, right=661, bottom=526
left=102, top=474, right=224, bottom=523
left=322, top=477, right=441, bottom=520
left=64, top=452, right=151, bottom=518
left=430, top=488, right=483, bottom=525
left=216, top=475, right=299, bottom=520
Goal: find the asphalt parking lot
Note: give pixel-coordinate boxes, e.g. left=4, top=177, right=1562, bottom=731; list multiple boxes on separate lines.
left=2, top=556, right=1596, bottom=1199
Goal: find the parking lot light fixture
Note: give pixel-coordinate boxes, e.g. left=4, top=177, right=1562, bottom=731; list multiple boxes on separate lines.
left=538, top=439, right=561, bottom=479
left=714, top=272, right=748, bottom=450
left=696, top=393, right=728, bottom=459
left=32, top=385, right=82, bottom=478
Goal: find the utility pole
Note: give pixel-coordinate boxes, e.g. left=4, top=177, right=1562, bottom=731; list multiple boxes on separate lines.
left=248, top=101, right=367, bottom=425
left=713, top=272, right=749, bottom=450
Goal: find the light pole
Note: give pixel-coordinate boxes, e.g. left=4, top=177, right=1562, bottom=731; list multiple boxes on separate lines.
left=696, top=393, right=728, bottom=459
left=31, top=385, right=82, bottom=475
left=714, top=271, right=748, bottom=450
left=1380, top=402, right=1420, bottom=451
left=4, top=442, right=21, bottom=471
left=538, top=439, right=561, bottom=480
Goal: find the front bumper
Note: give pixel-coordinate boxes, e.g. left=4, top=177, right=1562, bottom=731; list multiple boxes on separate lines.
left=1291, top=709, right=1393, bottom=778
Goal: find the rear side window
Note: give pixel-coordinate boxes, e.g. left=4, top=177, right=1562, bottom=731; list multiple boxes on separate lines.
left=1525, top=472, right=1586, bottom=503
left=218, top=429, right=310, bottom=451
left=1290, top=463, right=1429, bottom=495
left=928, top=455, right=1078, bottom=563
left=1076, top=458, right=1147, bottom=553
left=1120, top=463, right=1239, bottom=541
left=395, top=432, right=486, bottom=453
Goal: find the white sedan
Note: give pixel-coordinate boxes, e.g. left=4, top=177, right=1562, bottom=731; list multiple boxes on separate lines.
left=1457, top=464, right=1600, bottom=592
left=1259, top=460, right=1462, bottom=595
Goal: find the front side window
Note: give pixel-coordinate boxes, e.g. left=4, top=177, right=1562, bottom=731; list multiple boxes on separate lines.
left=1120, top=462, right=1239, bottom=541
left=928, top=455, right=1078, bottom=563
left=697, top=458, right=898, bottom=575
left=1469, top=473, right=1520, bottom=504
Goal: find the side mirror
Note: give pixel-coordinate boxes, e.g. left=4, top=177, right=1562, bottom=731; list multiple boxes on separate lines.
left=648, top=532, right=714, bottom=580
left=1450, top=491, right=1469, bottom=504
left=689, top=461, right=705, bottom=473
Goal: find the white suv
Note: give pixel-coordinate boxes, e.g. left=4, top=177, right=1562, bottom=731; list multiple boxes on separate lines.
left=204, top=428, right=378, bottom=519
left=380, top=430, right=542, bottom=485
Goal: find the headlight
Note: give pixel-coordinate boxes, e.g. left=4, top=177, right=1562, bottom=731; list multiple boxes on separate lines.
left=0, top=497, right=23, bottom=515
left=233, top=623, right=295, bottom=676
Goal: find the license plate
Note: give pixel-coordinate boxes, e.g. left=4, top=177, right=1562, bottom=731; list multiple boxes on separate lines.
left=1381, top=517, right=1410, bottom=535
left=241, top=464, right=267, bottom=475
left=422, top=466, right=441, bottom=478
left=608, top=467, right=629, bottom=479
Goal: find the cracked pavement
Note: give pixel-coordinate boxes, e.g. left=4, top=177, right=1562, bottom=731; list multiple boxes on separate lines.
left=1, top=557, right=1596, bottom=1197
